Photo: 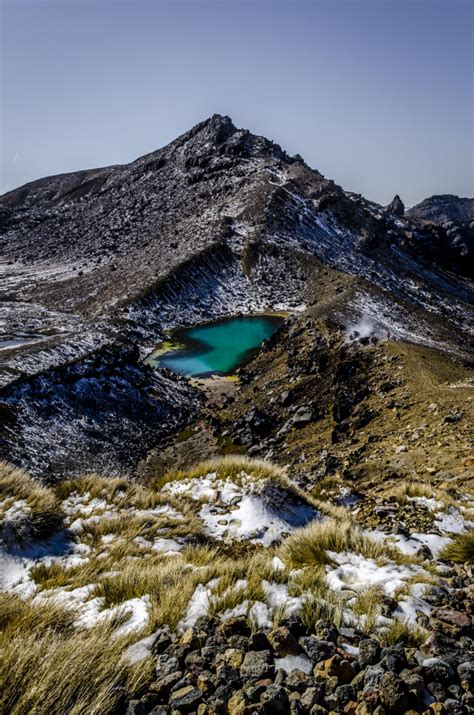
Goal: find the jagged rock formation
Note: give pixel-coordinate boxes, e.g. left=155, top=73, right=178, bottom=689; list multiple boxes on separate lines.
left=386, top=194, right=404, bottom=217
left=0, top=115, right=472, bottom=478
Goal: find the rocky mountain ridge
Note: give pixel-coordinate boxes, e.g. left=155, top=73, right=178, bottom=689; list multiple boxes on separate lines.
left=0, top=115, right=472, bottom=479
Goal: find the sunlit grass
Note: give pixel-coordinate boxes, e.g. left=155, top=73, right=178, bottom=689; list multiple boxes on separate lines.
left=439, top=530, right=474, bottom=564
left=0, top=593, right=152, bottom=715
left=0, top=464, right=63, bottom=541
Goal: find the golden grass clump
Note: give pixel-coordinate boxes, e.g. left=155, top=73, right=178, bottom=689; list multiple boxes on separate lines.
left=0, top=593, right=153, bottom=715
left=156, top=455, right=287, bottom=490
left=54, top=473, right=162, bottom=511
left=439, top=529, right=474, bottom=564
left=0, top=463, right=62, bottom=541
left=381, top=618, right=427, bottom=647
left=279, top=517, right=419, bottom=568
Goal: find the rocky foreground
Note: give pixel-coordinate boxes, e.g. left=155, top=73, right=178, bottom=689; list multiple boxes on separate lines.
left=1, top=456, right=472, bottom=714
left=125, top=606, right=474, bottom=715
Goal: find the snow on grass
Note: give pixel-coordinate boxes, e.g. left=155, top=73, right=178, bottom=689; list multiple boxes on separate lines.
left=178, top=577, right=309, bottom=632
left=164, top=470, right=319, bottom=546
left=435, top=506, right=473, bottom=534
left=162, top=473, right=240, bottom=502
left=325, top=551, right=424, bottom=598
left=177, top=579, right=219, bottom=633
left=133, top=536, right=184, bottom=555
left=0, top=529, right=89, bottom=598
left=0, top=498, right=32, bottom=521
left=366, top=529, right=451, bottom=558
left=36, top=582, right=151, bottom=636
left=200, top=493, right=317, bottom=546
left=407, top=496, right=443, bottom=511
left=62, top=492, right=111, bottom=517
left=123, top=630, right=161, bottom=665
left=395, top=583, right=431, bottom=626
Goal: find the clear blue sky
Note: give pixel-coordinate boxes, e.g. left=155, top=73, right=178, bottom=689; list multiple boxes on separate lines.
left=1, top=0, right=472, bottom=205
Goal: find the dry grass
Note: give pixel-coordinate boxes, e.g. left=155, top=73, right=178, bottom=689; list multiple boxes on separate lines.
left=156, top=455, right=287, bottom=490
left=439, top=530, right=474, bottom=564
left=0, top=463, right=63, bottom=541
left=0, top=593, right=153, bottom=715
left=92, top=556, right=219, bottom=631
left=386, top=480, right=457, bottom=509
left=280, top=517, right=425, bottom=569
left=382, top=618, right=427, bottom=647
left=54, top=473, right=163, bottom=511
left=207, top=551, right=288, bottom=618
left=350, top=587, right=383, bottom=633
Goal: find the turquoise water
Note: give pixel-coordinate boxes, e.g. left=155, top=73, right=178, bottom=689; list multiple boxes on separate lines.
left=153, top=315, right=283, bottom=377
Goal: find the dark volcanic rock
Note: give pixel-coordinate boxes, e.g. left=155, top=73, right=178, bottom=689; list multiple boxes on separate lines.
left=386, top=194, right=405, bottom=216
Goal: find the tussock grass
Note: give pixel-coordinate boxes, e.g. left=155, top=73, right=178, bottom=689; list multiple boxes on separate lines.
left=439, top=530, right=474, bottom=564
left=382, top=618, right=427, bottom=647
left=311, top=476, right=345, bottom=500
left=280, top=517, right=421, bottom=568
left=386, top=480, right=456, bottom=509
left=92, top=557, right=221, bottom=631
left=287, top=566, right=345, bottom=630
left=299, top=593, right=345, bottom=631
left=55, top=473, right=163, bottom=512
left=93, top=558, right=170, bottom=608
left=181, top=544, right=222, bottom=566
left=30, top=561, right=77, bottom=590
left=157, top=456, right=321, bottom=526
left=207, top=551, right=287, bottom=617
left=156, top=455, right=287, bottom=490
left=280, top=518, right=379, bottom=567
left=77, top=513, right=158, bottom=547
left=0, top=592, right=75, bottom=637
left=0, top=593, right=152, bottom=715
left=350, top=587, right=383, bottom=633
left=0, top=463, right=62, bottom=541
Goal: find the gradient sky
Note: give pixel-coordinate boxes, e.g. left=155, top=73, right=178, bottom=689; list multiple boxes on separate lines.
left=1, top=0, right=472, bottom=205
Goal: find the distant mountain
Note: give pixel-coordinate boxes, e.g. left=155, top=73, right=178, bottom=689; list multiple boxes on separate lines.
left=0, top=115, right=472, bottom=478
left=407, top=194, right=473, bottom=275
left=408, top=194, right=473, bottom=226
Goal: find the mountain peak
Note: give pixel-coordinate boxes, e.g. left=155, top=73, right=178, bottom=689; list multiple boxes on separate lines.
left=386, top=194, right=405, bottom=216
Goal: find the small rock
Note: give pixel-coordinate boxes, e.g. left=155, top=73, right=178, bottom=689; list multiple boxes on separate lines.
left=315, top=655, right=354, bottom=683
left=300, top=637, right=335, bottom=664
left=169, top=684, right=202, bottom=710
left=240, top=650, right=275, bottom=681
left=224, top=648, right=245, bottom=669
left=380, top=643, right=408, bottom=673
left=457, top=661, right=474, bottom=690
left=422, top=657, right=455, bottom=684
left=268, top=626, right=299, bottom=656
left=125, top=701, right=146, bottom=715
left=300, top=686, right=323, bottom=710
left=430, top=609, right=471, bottom=638
left=260, top=683, right=290, bottom=713
left=379, top=671, right=409, bottom=714
left=227, top=689, right=249, bottom=715
left=358, top=639, right=381, bottom=668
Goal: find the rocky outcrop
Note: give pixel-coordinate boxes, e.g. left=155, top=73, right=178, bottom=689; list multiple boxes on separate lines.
left=386, top=195, right=404, bottom=217
left=407, top=195, right=474, bottom=277
left=0, top=345, right=202, bottom=480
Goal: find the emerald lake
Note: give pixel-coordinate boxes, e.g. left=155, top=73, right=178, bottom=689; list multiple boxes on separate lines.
left=150, top=315, right=284, bottom=377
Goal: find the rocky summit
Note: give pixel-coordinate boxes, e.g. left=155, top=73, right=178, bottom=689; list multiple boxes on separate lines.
left=0, top=116, right=473, bottom=715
